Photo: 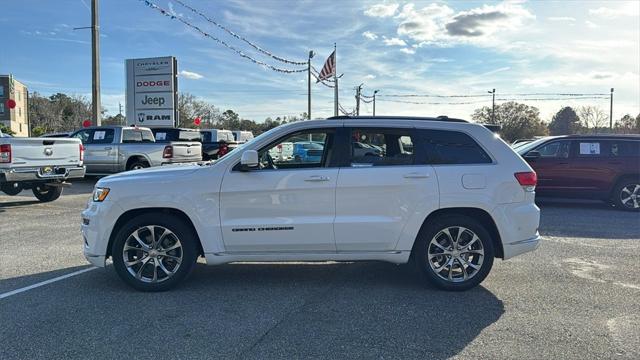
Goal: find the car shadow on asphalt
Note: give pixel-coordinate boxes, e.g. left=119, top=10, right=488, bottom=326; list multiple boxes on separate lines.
left=0, top=262, right=504, bottom=359
left=0, top=200, right=42, bottom=208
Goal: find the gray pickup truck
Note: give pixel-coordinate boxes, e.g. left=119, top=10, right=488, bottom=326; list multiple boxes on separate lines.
left=70, top=126, right=202, bottom=174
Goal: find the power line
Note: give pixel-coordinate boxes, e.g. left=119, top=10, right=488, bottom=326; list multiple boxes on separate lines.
left=140, top=0, right=306, bottom=73
left=173, top=0, right=307, bottom=66
left=378, top=96, right=610, bottom=105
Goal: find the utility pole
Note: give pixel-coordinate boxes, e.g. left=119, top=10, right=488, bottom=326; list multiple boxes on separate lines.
left=91, top=0, right=101, bottom=126
left=118, top=102, right=123, bottom=116
left=488, top=89, right=496, bottom=122
left=307, top=50, right=314, bottom=120
left=373, top=90, right=379, bottom=117
left=609, top=88, right=614, bottom=129
left=355, top=83, right=363, bottom=116
left=333, top=44, right=338, bottom=117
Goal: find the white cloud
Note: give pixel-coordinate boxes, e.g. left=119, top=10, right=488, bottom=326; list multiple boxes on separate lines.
left=364, top=74, right=376, bottom=80
left=383, top=36, right=406, bottom=46
left=362, top=31, right=378, bottom=40
left=548, top=16, right=576, bottom=22
left=589, top=2, right=640, bottom=19
left=364, top=3, right=399, bottom=18
left=400, top=48, right=416, bottom=55
left=585, top=20, right=599, bottom=29
left=179, top=70, right=204, bottom=80
left=396, top=3, right=454, bottom=42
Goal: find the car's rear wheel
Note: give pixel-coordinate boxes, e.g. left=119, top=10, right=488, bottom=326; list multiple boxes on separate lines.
left=613, top=179, right=640, bottom=211
left=127, top=161, right=149, bottom=171
left=111, top=213, right=198, bottom=291
left=32, top=184, right=63, bottom=202
left=414, top=215, right=494, bottom=291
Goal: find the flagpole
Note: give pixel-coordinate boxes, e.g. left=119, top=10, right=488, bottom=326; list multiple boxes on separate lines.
left=333, top=43, right=338, bottom=117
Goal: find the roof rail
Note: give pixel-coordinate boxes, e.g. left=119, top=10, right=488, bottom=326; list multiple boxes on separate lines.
left=326, top=115, right=468, bottom=123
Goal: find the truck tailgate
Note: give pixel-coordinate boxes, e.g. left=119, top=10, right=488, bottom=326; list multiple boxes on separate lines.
left=169, top=141, right=202, bottom=162
left=3, top=138, right=82, bottom=168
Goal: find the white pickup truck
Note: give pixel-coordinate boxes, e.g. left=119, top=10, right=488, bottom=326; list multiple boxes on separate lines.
left=0, top=134, right=85, bottom=202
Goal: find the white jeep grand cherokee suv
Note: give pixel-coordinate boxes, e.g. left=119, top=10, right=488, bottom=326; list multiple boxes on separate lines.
left=81, top=116, right=540, bottom=291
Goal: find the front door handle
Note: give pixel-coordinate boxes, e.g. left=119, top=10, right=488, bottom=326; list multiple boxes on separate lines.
left=403, top=172, right=430, bottom=179
left=104, top=147, right=112, bottom=150
left=304, top=175, right=330, bottom=182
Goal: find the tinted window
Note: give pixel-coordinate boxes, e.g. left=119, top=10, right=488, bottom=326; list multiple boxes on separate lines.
left=418, top=129, right=491, bottom=164
left=349, top=128, right=414, bottom=166
left=200, top=132, right=212, bottom=143
left=609, top=140, right=640, bottom=157
left=123, top=129, right=154, bottom=143
left=71, top=129, right=92, bottom=144
left=259, top=130, right=333, bottom=169
left=535, top=140, right=571, bottom=159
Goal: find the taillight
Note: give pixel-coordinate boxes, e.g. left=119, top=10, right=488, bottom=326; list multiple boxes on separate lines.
left=515, top=172, right=537, bottom=192
left=163, top=145, right=173, bottom=159
left=218, top=143, right=228, bottom=157
left=79, top=144, right=85, bottom=162
left=0, top=144, right=11, bottom=163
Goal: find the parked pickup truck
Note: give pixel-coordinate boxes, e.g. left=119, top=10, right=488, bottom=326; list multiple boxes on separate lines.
left=70, top=126, right=202, bottom=174
left=200, top=129, right=238, bottom=161
left=0, top=136, right=85, bottom=202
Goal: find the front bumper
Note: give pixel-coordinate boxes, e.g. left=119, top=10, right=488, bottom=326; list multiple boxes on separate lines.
left=81, top=199, right=123, bottom=267
left=1, top=165, right=85, bottom=182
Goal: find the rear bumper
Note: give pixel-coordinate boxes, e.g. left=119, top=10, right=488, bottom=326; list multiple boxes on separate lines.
left=503, top=233, right=541, bottom=259
left=492, top=201, right=541, bottom=260
left=0, top=165, right=85, bottom=182
left=161, top=159, right=201, bottom=166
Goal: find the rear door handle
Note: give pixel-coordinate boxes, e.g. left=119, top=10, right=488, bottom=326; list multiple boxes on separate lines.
left=403, top=172, right=430, bottom=179
left=304, top=175, right=330, bottom=182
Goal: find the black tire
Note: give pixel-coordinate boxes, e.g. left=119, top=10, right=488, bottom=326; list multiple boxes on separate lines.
left=612, top=178, right=640, bottom=212
left=1, top=183, right=23, bottom=196
left=413, top=215, right=495, bottom=291
left=111, top=213, right=198, bottom=292
left=127, top=161, right=149, bottom=171
left=32, top=184, right=63, bottom=202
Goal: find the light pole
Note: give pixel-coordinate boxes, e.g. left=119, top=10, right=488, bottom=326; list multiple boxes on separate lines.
left=488, top=89, right=495, bottom=122
left=373, top=90, right=379, bottom=117
left=91, top=0, right=101, bottom=126
left=609, top=88, right=614, bottom=129
left=307, top=50, right=314, bottom=120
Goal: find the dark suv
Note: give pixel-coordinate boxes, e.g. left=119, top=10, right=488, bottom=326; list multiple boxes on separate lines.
left=517, top=135, right=640, bottom=211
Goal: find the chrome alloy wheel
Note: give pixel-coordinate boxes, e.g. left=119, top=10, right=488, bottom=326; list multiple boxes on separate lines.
left=620, top=184, right=640, bottom=209
left=427, top=226, right=484, bottom=283
left=122, top=225, right=183, bottom=283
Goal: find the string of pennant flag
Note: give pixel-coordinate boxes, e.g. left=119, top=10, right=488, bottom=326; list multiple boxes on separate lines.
left=172, top=0, right=307, bottom=66
left=140, top=0, right=307, bottom=73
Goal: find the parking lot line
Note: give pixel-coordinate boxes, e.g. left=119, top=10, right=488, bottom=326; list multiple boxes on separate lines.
left=0, top=267, right=97, bottom=300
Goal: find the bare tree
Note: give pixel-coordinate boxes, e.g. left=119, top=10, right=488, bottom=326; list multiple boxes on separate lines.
left=578, top=106, right=607, bottom=133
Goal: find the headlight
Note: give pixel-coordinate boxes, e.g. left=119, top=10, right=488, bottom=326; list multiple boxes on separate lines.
left=92, top=187, right=110, bottom=202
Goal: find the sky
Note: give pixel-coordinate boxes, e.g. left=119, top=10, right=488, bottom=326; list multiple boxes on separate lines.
left=0, top=0, right=638, bottom=123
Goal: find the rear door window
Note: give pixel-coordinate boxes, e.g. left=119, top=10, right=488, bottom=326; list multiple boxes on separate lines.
left=349, top=128, right=414, bottom=167
left=576, top=141, right=606, bottom=158
left=123, top=129, right=154, bottom=143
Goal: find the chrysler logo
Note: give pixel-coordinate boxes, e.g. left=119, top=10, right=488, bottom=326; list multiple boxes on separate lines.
left=44, top=148, right=53, bottom=156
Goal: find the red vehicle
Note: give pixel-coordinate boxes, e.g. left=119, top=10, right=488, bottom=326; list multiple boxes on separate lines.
left=517, top=135, right=640, bottom=211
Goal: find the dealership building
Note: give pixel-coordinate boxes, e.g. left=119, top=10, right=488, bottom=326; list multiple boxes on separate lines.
left=0, top=75, right=29, bottom=137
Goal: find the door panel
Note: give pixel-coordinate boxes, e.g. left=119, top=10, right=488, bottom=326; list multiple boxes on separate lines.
left=334, top=166, right=438, bottom=251
left=527, top=140, right=573, bottom=192
left=219, top=169, right=338, bottom=252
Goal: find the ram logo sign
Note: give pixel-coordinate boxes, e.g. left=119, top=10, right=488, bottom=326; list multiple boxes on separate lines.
left=126, top=56, right=178, bottom=127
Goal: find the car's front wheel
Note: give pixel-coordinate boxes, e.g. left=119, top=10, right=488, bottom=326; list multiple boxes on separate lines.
left=111, top=213, right=198, bottom=291
left=613, top=179, right=640, bottom=211
left=414, top=215, right=494, bottom=291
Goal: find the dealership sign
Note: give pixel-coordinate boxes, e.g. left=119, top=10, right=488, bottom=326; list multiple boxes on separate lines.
left=125, top=56, right=178, bottom=127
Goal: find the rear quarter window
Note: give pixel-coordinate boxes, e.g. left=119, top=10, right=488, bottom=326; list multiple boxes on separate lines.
left=608, top=140, right=640, bottom=157
left=417, top=129, right=492, bottom=165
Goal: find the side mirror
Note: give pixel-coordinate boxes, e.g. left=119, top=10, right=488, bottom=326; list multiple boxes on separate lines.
left=524, top=150, right=541, bottom=160
left=240, top=150, right=259, bottom=171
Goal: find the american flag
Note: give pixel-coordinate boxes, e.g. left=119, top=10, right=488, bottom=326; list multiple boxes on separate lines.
left=316, top=50, right=336, bottom=82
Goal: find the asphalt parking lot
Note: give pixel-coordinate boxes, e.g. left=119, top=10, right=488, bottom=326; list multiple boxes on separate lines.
left=1, top=179, right=639, bottom=360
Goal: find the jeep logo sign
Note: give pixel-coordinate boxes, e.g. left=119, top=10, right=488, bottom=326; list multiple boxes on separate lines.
left=126, top=56, right=177, bottom=127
